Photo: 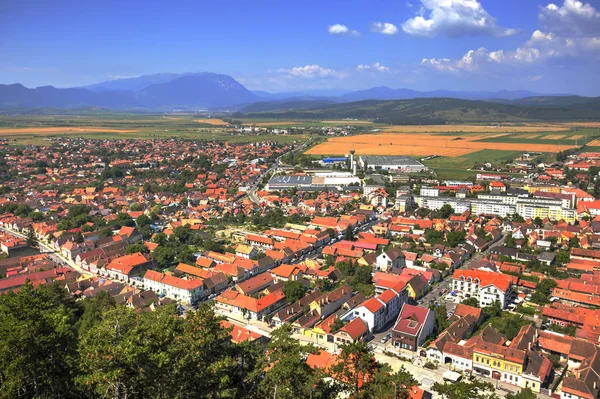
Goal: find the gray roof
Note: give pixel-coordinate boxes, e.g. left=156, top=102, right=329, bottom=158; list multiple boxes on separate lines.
left=268, top=175, right=312, bottom=186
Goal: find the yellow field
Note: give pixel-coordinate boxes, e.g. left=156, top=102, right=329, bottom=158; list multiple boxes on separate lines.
left=571, top=135, right=584, bottom=140
left=381, top=124, right=571, bottom=133
left=194, top=119, right=228, bottom=125
left=0, top=127, right=139, bottom=135
left=306, top=133, right=578, bottom=157
left=253, top=121, right=301, bottom=126
left=321, top=120, right=373, bottom=125
left=544, top=134, right=566, bottom=140
left=521, top=134, right=541, bottom=139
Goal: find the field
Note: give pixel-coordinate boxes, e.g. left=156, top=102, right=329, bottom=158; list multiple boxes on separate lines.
left=381, top=123, right=572, bottom=133
left=422, top=150, right=522, bottom=180
left=306, top=123, right=600, bottom=180
left=0, top=114, right=308, bottom=145
left=194, top=119, right=228, bottom=125
left=305, top=132, right=579, bottom=158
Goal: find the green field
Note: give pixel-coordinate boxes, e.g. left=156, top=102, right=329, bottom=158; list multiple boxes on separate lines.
left=423, top=150, right=522, bottom=181
left=0, top=114, right=311, bottom=145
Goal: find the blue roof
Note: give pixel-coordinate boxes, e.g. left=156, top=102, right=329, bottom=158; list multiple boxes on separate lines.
left=322, top=157, right=347, bottom=162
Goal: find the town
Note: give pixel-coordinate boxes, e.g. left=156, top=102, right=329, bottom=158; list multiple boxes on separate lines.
left=2, top=130, right=600, bottom=399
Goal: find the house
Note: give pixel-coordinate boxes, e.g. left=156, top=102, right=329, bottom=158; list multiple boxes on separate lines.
left=143, top=270, right=206, bottom=304
left=376, top=248, right=406, bottom=272
left=214, top=288, right=286, bottom=321
left=235, top=244, right=258, bottom=260
left=117, top=226, right=143, bottom=244
left=392, top=304, right=435, bottom=351
left=103, top=252, right=153, bottom=283
left=451, top=269, right=516, bottom=308
left=334, top=318, right=370, bottom=346
left=342, top=283, right=408, bottom=333
left=235, top=272, right=275, bottom=296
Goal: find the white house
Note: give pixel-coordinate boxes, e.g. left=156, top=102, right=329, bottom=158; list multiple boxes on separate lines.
left=376, top=248, right=405, bottom=271
left=342, top=283, right=408, bottom=332
left=143, top=270, right=206, bottom=304
left=451, top=270, right=515, bottom=309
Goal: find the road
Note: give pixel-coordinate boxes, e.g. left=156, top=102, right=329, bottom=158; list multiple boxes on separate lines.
left=246, top=138, right=315, bottom=205
left=371, top=234, right=507, bottom=347
left=1, top=226, right=95, bottom=278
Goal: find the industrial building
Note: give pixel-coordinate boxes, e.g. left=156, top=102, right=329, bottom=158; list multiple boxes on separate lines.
left=266, top=172, right=360, bottom=191
left=359, top=156, right=427, bottom=172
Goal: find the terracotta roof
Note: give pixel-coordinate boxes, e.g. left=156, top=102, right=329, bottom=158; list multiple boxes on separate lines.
left=338, top=318, right=369, bottom=340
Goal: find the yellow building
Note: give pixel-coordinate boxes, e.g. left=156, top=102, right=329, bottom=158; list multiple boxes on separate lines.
left=523, top=185, right=561, bottom=194
left=472, top=343, right=525, bottom=387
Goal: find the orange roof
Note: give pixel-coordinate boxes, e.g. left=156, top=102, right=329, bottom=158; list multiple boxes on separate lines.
left=361, top=297, right=385, bottom=313
left=453, top=269, right=516, bottom=292
left=106, top=252, right=149, bottom=275
left=144, top=270, right=204, bottom=290
left=338, top=318, right=369, bottom=340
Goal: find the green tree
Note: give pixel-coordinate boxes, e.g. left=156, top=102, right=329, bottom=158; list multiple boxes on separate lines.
left=482, top=301, right=502, bottom=320
left=153, top=246, right=176, bottom=269
left=506, top=388, right=537, bottom=399
left=258, top=324, right=320, bottom=399
left=446, top=230, right=466, bottom=247
left=153, top=232, right=168, bottom=245
left=437, top=204, right=455, bottom=219
left=78, top=291, right=116, bottom=336
left=126, top=243, right=149, bottom=254
left=330, top=341, right=379, bottom=399
left=77, top=304, right=190, bottom=398
left=431, top=303, right=450, bottom=335
left=531, top=278, right=558, bottom=304
left=74, top=231, right=84, bottom=243
left=432, top=380, right=498, bottom=399
left=461, top=297, right=479, bottom=307
left=555, top=250, right=570, bottom=265
left=365, top=365, right=417, bottom=399
left=25, top=227, right=37, bottom=247
left=0, top=282, right=81, bottom=398
left=135, top=214, right=152, bottom=229
left=283, top=281, right=308, bottom=304
left=344, top=227, right=355, bottom=242
left=178, top=304, right=239, bottom=398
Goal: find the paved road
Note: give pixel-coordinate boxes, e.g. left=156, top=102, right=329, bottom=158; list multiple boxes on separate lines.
left=1, top=226, right=95, bottom=278
left=371, top=234, right=507, bottom=348
left=246, top=139, right=315, bottom=205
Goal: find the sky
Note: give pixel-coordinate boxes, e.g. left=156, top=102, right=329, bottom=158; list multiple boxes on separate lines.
left=1, top=0, right=599, bottom=95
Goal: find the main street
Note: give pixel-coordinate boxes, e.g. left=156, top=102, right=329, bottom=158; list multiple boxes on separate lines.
left=371, top=234, right=507, bottom=346
left=1, top=226, right=97, bottom=278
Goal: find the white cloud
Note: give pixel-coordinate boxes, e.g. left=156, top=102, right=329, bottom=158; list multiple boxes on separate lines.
left=529, top=75, right=543, bottom=81
left=540, top=0, right=600, bottom=36
left=371, top=22, right=399, bottom=35
left=275, top=65, right=345, bottom=79
left=328, top=24, right=360, bottom=36
left=402, top=0, right=517, bottom=37
left=357, top=62, right=390, bottom=72
left=420, top=1, right=600, bottom=76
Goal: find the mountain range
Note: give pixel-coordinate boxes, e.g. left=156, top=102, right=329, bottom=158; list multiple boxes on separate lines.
left=0, top=72, right=591, bottom=112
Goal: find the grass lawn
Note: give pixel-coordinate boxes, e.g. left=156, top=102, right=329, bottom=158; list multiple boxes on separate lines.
left=423, top=150, right=522, bottom=181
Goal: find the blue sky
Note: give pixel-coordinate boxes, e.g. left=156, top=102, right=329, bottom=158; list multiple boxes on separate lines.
left=1, top=0, right=599, bottom=95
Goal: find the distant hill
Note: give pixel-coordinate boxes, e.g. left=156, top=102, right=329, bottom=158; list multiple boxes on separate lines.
left=0, top=72, right=594, bottom=114
left=238, top=98, right=337, bottom=113
left=134, top=74, right=258, bottom=108
left=237, top=97, right=600, bottom=124
left=80, top=73, right=192, bottom=92
left=0, top=73, right=258, bottom=110
left=341, top=87, right=548, bottom=102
